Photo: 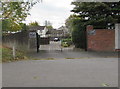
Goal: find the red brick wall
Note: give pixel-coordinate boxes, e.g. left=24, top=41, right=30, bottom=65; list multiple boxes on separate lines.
left=87, top=25, right=115, bottom=51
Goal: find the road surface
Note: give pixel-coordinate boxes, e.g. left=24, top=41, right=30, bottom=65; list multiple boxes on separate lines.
left=3, top=58, right=118, bottom=87
left=2, top=41, right=118, bottom=87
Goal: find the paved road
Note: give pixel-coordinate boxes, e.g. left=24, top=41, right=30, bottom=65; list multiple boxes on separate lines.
left=29, top=41, right=118, bottom=59
left=28, top=50, right=118, bottom=60
left=3, top=58, right=118, bottom=87
left=40, top=41, right=74, bottom=51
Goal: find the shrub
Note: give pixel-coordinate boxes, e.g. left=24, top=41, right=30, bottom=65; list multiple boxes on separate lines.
left=72, top=24, right=87, bottom=49
left=61, top=38, right=72, bottom=47
left=61, top=42, right=70, bottom=47
left=61, top=38, right=72, bottom=45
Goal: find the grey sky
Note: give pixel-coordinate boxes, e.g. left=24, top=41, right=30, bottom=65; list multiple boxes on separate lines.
left=25, top=0, right=74, bottom=28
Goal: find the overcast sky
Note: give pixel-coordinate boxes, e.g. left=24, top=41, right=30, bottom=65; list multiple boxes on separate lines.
left=25, top=0, right=74, bottom=29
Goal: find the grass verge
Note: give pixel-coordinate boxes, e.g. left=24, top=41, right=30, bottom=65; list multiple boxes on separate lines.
left=1, top=45, right=28, bottom=62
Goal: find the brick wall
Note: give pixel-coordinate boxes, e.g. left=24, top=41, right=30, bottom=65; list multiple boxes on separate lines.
left=87, top=25, right=115, bottom=51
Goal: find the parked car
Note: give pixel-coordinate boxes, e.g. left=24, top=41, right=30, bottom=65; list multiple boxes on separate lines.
left=54, top=38, right=60, bottom=41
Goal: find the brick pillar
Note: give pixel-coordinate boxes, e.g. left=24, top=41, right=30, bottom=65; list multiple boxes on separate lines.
left=86, top=25, right=93, bottom=51
left=87, top=25, right=93, bottom=31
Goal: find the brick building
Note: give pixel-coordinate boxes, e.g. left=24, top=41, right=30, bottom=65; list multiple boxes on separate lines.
left=86, top=25, right=117, bottom=51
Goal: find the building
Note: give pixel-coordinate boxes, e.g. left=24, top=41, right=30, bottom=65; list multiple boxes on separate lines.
left=58, top=26, right=70, bottom=36
left=29, top=26, right=48, bottom=37
left=47, top=29, right=64, bottom=38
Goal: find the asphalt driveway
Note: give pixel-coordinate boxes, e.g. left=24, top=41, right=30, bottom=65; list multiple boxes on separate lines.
left=28, top=41, right=118, bottom=59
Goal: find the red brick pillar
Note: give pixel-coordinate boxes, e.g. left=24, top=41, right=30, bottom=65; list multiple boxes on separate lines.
left=86, top=25, right=93, bottom=51
left=87, top=25, right=93, bottom=31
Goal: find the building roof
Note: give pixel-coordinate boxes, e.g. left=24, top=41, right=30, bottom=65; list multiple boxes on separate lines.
left=29, top=26, right=46, bottom=31
left=46, top=29, right=64, bottom=34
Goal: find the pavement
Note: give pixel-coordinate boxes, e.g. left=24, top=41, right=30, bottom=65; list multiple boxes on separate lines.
left=2, top=41, right=119, bottom=87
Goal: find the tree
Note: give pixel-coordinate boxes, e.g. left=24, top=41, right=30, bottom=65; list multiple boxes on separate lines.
left=66, top=2, right=120, bottom=49
left=44, top=20, right=52, bottom=26
left=20, top=23, right=29, bottom=31
left=29, top=21, right=40, bottom=26
left=65, top=14, right=81, bottom=33
left=1, top=0, right=41, bottom=32
left=66, top=15, right=86, bottom=48
left=44, top=20, right=53, bottom=29
left=46, top=25, right=53, bottom=29
left=71, top=2, right=120, bottom=29
left=72, top=26, right=86, bottom=48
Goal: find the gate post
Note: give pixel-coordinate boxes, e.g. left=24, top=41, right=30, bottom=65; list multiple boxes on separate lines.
left=36, top=32, right=40, bottom=53
left=28, top=31, right=37, bottom=52
left=115, top=23, right=120, bottom=51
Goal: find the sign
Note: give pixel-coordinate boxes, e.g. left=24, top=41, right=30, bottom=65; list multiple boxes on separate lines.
left=29, top=32, right=36, bottom=38
left=88, top=30, right=96, bottom=35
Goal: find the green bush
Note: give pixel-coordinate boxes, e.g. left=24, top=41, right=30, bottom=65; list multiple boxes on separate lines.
left=72, top=24, right=87, bottom=49
left=61, top=38, right=73, bottom=46
left=61, top=38, right=72, bottom=47
left=61, top=42, right=70, bottom=47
